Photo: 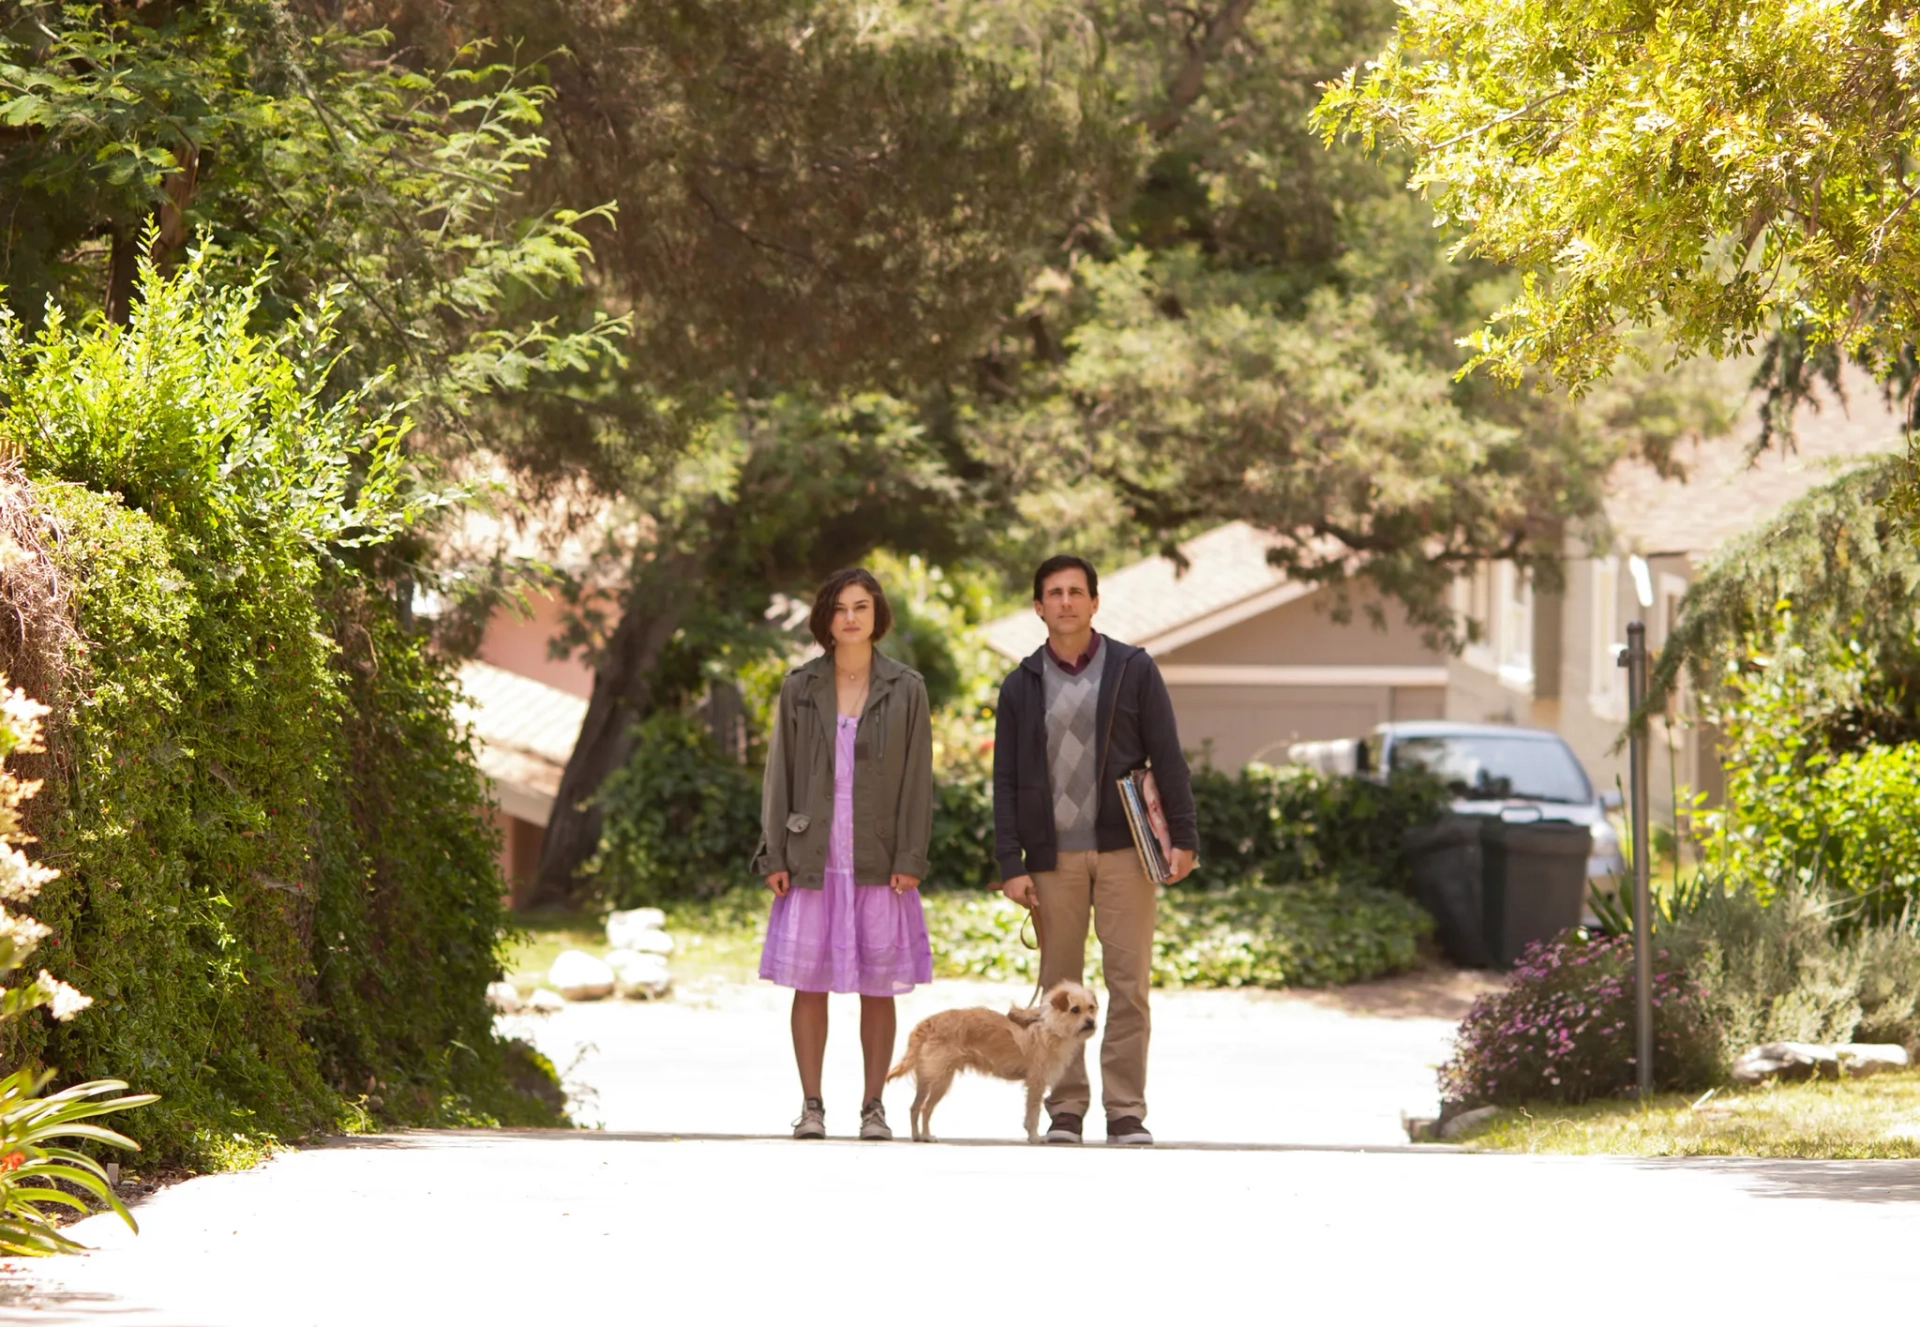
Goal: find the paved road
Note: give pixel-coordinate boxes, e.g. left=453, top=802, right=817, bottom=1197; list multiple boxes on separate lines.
left=509, top=974, right=1480, bottom=1144
left=7, top=976, right=1920, bottom=1322
left=11, top=1132, right=1920, bottom=1323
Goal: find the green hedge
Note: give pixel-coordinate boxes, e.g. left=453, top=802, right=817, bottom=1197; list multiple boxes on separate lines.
left=0, top=254, right=557, bottom=1168
left=1191, top=762, right=1451, bottom=891
left=930, top=883, right=1431, bottom=989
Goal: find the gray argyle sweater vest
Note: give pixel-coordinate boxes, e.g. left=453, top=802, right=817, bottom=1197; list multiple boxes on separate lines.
left=1042, top=646, right=1106, bottom=852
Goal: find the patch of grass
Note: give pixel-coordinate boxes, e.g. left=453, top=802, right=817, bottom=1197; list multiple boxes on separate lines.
left=1455, top=1072, right=1920, bottom=1159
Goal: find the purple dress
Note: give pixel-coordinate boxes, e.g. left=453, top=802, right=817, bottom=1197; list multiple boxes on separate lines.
left=759, top=713, right=933, bottom=995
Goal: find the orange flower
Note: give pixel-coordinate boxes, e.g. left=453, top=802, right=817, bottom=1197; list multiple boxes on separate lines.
left=0, top=1151, right=25, bottom=1173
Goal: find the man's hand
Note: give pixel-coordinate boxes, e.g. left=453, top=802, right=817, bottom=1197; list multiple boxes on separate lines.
left=889, top=873, right=921, bottom=894
left=1168, top=849, right=1196, bottom=884
left=765, top=870, right=791, bottom=897
left=1001, top=874, right=1036, bottom=908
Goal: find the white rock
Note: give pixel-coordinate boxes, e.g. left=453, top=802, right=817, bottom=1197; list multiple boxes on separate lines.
left=607, top=948, right=672, bottom=1000
left=485, top=981, right=523, bottom=1015
left=1732, top=1042, right=1839, bottom=1084
left=525, top=988, right=566, bottom=1014
left=606, top=908, right=667, bottom=949
left=628, top=929, right=675, bottom=956
left=1440, top=1105, right=1502, bottom=1140
left=548, top=949, right=616, bottom=1001
left=1837, top=1044, right=1910, bottom=1078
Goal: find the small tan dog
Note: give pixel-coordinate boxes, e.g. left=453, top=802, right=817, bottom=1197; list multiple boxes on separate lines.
left=886, top=981, right=1099, bottom=1143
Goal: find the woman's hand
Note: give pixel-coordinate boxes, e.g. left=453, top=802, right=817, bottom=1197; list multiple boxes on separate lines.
left=765, top=870, right=791, bottom=897
left=889, top=873, right=921, bottom=895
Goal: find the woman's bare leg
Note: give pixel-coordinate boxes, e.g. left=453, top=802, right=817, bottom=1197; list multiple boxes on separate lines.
left=860, top=995, right=896, bottom=1103
left=792, top=991, right=828, bottom=1100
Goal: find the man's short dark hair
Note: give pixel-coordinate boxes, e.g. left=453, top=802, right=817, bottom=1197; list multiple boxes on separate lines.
left=809, top=567, right=894, bottom=649
left=1033, top=555, right=1099, bottom=602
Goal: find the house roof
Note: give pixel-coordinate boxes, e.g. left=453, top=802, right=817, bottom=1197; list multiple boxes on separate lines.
left=981, top=522, right=1309, bottom=660
left=454, top=660, right=588, bottom=821
left=1604, top=367, right=1905, bottom=557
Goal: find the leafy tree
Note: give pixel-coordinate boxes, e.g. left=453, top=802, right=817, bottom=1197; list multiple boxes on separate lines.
left=1650, top=457, right=1920, bottom=753
left=1312, top=0, right=1920, bottom=417
left=0, top=0, right=618, bottom=419
left=916, top=0, right=1732, bottom=637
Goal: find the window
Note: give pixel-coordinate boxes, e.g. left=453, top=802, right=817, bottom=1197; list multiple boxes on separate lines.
left=1460, top=563, right=1497, bottom=670
left=1590, top=556, right=1625, bottom=720
left=1390, top=733, right=1594, bottom=804
left=1497, top=564, right=1533, bottom=685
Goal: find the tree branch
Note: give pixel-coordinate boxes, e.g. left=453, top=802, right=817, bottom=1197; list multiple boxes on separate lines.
left=1148, top=0, right=1258, bottom=140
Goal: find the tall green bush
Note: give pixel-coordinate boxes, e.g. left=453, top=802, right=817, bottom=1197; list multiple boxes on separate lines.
left=1191, top=762, right=1450, bottom=891
left=0, top=253, right=556, bottom=1167
left=1699, top=619, right=1920, bottom=918
left=587, top=711, right=763, bottom=907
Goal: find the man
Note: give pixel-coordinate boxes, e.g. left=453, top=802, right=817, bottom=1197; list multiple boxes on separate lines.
left=992, top=554, right=1197, bottom=1145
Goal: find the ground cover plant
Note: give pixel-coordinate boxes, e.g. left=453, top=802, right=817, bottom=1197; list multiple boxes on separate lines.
left=513, top=881, right=1431, bottom=993
left=0, top=255, right=560, bottom=1170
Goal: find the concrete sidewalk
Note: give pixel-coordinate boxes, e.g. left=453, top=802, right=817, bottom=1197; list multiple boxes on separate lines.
left=10, top=1130, right=1920, bottom=1324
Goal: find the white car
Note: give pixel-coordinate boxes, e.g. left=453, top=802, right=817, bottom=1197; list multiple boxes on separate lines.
left=1290, top=721, right=1626, bottom=880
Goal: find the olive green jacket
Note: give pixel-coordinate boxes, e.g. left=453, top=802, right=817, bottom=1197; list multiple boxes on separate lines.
left=752, top=650, right=934, bottom=888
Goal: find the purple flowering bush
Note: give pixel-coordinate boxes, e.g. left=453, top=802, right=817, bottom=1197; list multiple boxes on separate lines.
left=1439, top=932, right=1724, bottom=1107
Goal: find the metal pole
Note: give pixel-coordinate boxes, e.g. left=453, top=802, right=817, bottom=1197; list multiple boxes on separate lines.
left=1620, top=621, right=1654, bottom=1098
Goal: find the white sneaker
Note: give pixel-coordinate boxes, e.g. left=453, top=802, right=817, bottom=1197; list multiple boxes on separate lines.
left=792, top=1097, right=826, bottom=1140
left=859, top=1099, right=892, bottom=1141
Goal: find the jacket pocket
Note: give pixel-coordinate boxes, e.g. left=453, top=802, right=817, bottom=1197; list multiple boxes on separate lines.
left=786, top=813, right=812, bottom=834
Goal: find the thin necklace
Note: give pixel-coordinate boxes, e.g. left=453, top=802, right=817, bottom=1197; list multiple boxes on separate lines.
left=837, top=658, right=870, bottom=717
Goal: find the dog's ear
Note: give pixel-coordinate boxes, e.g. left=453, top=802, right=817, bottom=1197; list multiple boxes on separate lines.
left=1050, top=986, right=1072, bottom=1013
left=1007, top=1005, right=1043, bottom=1027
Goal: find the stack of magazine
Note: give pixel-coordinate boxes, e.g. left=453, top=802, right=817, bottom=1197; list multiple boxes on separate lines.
left=1118, top=765, right=1175, bottom=885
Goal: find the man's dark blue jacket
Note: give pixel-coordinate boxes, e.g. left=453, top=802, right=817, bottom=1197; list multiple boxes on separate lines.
left=991, top=637, right=1199, bottom=881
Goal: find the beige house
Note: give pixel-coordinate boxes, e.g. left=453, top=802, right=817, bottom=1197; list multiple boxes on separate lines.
left=1449, top=373, right=1906, bottom=824
left=981, top=523, right=1448, bottom=770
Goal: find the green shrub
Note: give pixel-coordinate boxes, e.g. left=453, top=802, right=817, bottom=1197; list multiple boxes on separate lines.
left=1700, top=621, right=1920, bottom=918
left=590, top=725, right=1001, bottom=902
left=0, top=674, right=152, bottom=1255
left=0, top=252, right=558, bottom=1168
left=926, top=881, right=1432, bottom=989
left=587, top=711, right=763, bottom=907
left=1192, top=762, right=1450, bottom=891
left=1659, top=876, right=1920, bottom=1057
left=929, top=775, right=997, bottom=890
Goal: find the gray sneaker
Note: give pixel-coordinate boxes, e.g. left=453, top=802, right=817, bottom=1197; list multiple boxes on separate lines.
left=792, top=1097, right=826, bottom=1140
left=859, top=1098, right=892, bottom=1141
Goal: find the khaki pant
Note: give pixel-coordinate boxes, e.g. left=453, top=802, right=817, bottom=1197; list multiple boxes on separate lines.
left=1034, top=848, right=1155, bottom=1122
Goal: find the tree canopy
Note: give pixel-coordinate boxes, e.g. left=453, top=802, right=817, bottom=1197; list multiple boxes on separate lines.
left=1314, top=0, right=1920, bottom=405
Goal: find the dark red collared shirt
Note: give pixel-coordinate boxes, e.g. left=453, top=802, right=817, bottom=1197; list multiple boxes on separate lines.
left=1045, top=632, right=1102, bottom=677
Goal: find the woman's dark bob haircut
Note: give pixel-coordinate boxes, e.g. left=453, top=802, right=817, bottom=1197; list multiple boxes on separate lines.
left=809, top=568, right=894, bottom=650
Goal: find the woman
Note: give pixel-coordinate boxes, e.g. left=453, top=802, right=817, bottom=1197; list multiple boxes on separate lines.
left=754, top=567, right=934, bottom=1140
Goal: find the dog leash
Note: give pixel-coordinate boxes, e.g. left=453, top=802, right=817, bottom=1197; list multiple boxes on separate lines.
left=1018, top=893, right=1046, bottom=1008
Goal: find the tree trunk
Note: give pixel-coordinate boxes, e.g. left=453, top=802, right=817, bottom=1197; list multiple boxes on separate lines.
left=530, top=576, right=688, bottom=906
left=104, top=229, right=139, bottom=326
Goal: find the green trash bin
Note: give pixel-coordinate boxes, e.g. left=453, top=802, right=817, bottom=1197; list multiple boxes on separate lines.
left=1479, top=811, right=1591, bottom=967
